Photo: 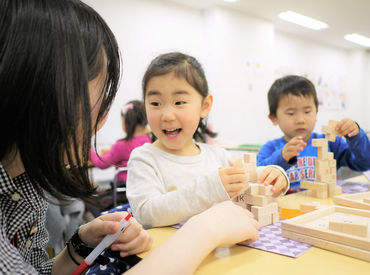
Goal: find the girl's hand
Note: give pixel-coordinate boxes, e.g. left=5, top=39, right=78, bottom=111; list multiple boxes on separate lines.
left=78, top=212, right=152, bottom=257
left=336, top=118, right=359, bottom=138
left=257, top=166, right=288, bottom=194
left=218, top=167, right=247, bottom=198
left=99, top=147, right=110, bottom=155
left=281, top=136, right=306, bottom=162
left=189, top=201, right=260, bottom=247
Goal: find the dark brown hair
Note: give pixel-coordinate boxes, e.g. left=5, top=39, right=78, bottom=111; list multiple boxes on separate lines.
left=0, top=0, right=120, bottom=201
left=268, top=75, right=318, bottom=116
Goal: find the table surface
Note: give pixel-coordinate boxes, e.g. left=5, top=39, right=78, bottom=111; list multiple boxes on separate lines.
left=140, top=175, right=370, bottom=275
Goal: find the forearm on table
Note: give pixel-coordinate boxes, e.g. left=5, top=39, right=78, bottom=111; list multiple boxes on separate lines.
left=125, top=218, right=216, bottom=275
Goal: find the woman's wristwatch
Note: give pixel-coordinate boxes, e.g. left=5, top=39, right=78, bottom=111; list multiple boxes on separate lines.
left=67, top=229, right=109, bottom=265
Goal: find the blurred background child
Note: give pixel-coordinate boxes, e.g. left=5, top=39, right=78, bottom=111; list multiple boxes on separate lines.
left=257, top=75, right=370, bottom=192
left=90, top=100, right=151, bottom=184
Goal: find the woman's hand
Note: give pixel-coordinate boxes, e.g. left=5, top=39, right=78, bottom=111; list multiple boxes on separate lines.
left=189, top=201, right=260, bottom=247
left=78, top=212, right=152, bottom=257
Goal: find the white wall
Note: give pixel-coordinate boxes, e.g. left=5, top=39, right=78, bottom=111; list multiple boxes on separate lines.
left=87, top=0, right=206, bottom=146
left=87, top=0, right=369, bottom=147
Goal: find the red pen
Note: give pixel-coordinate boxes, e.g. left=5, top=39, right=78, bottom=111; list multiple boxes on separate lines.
left=72, top=213, right=132, bottom=275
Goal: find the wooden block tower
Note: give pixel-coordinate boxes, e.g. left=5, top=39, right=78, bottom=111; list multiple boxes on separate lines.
left=300, top=120, right=341, bottom=198
left=231, top=153, right=279, bottom=227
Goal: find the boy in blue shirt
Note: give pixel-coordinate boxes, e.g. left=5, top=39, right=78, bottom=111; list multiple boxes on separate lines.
left=257, top=75, right=370, bottom=192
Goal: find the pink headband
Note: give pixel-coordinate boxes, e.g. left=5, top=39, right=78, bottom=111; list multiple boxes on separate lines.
left=121, top=103, right=134, bottom=114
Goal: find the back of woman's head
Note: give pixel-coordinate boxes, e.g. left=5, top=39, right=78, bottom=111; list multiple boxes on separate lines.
left=121, top=100, right=147, bottom=141
left=0, top=0, right=120, bottom=201
left=142, top=52, right=216, bottom=142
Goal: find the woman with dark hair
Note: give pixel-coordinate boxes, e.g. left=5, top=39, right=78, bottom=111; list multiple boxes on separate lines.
left=0, top=1, right=151, bottom=273
left=1, top=1, right=263, bottom=274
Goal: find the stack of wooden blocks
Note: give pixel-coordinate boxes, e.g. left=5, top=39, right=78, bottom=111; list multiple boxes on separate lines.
left=231, top=153, right=279, bottom=227
left=300, top=120, right=342, bottom=199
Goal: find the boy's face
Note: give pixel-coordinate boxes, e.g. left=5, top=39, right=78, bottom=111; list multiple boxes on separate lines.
left=269, top=94, right=317, bottom=142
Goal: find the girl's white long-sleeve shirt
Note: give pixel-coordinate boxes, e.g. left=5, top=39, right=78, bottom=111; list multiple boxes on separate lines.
left=127, top=143, right=288, bottom=228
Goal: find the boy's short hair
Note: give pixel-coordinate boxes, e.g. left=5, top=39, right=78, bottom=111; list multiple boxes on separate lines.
left=268, top=75, right=318, bottom=116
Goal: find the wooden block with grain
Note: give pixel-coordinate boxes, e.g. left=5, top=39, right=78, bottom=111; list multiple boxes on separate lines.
left=329, top=220, right=368, bottom=238
left=243, top=153, right=256, bottom=164
left=300, top=202, right=319, bottom=213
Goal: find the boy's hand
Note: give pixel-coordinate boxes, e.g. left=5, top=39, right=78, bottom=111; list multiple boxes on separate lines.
left=336, top=118, right=359, bottom=138
left=257, top=166, right=288, bottom=194
left=219, top=167, right=247, bottom=198
left=281, top=136, right=307, bottom=162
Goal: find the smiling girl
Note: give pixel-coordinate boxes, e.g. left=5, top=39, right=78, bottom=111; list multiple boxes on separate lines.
left=126, top=52, right=289, bottom=228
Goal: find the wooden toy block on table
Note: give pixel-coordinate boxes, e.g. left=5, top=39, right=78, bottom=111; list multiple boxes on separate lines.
left=301, top=122, right=339, bottom=199
left=329, top=220, right=368, bottom=238
left=300, top=202, right=321, bottom=213
left=321, top=120, right=339, bottom=142
left=281, top=205, right=370, bottom=262
left=231, top=154, right=279, bottom=227
left=333, top=191, right=370, bottom=211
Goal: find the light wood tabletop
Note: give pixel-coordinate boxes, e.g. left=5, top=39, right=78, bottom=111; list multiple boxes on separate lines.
left=139, top=175, right=370, bottom=275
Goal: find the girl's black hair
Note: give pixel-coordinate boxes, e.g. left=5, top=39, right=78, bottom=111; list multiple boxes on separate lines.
left=142, top=52, right=217, bottom=142
left=0, top=0, right=120, bottom=201
left=268, top=75, right=318, bottom=116
left=121, top=100, right=147, bottom=141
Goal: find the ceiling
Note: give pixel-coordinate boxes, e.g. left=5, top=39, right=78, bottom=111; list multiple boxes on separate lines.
left=165, top=0, right=370, bottom=50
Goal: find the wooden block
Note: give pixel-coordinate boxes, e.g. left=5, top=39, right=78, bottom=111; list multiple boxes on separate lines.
left=244, top=164, right=257, bottom=182
left=334, top=191, right=370, bottom=211
left=317, top=148, right=328, bottom=160
left=246, top=184, right=259, bottom=195
left=228, top=156, right=243, bottom=168
left=327, top=152, right=334, bottom=159
left=281, top=205, right=370, bottom=251
left=322, top=120, right=338, bottom=142
left=316, top=173, right=332, bottom=182
left=328, top=120, right=338, bottom=128
left=327, top=181, right=336, bottom=197
left=243, top=153, right=256, bottom=164
left=272, top=212, right=279, bottom=224
left=330, top=167, right=337, bottom=174
left=364, top=198, right=370, bottom=204
left=314, top=160, right=330, bottom=175
left=329, top=221, right=368, bottom=238
left=258, top=184, right=273, bottom=196
left=251, top=195, right=268, bottom=206
left=281, top=229, right=370, bottom=262
left=301, top=180, right=326, bottom=191
left=251, top=205, right=262, bottom=218
left=237, top=194, right=253, bottom=205
left=252, top=202, right=278, bottom=218
left=300, top=202, right=319, bottom=213
left=249, top=170, right=257, bottom=182
left=312, top=139, right=328, bottom=147
left=335, top=185, right=342, bottom=195
left=313, top=189, right=328, bottom=199
left=232, top=199, right=247, bottom=209
left=257, top=214, right=272, bottom=227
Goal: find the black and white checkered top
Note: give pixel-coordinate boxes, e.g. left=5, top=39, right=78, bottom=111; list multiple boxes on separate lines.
left=0, top=163, right=54, bottom=274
